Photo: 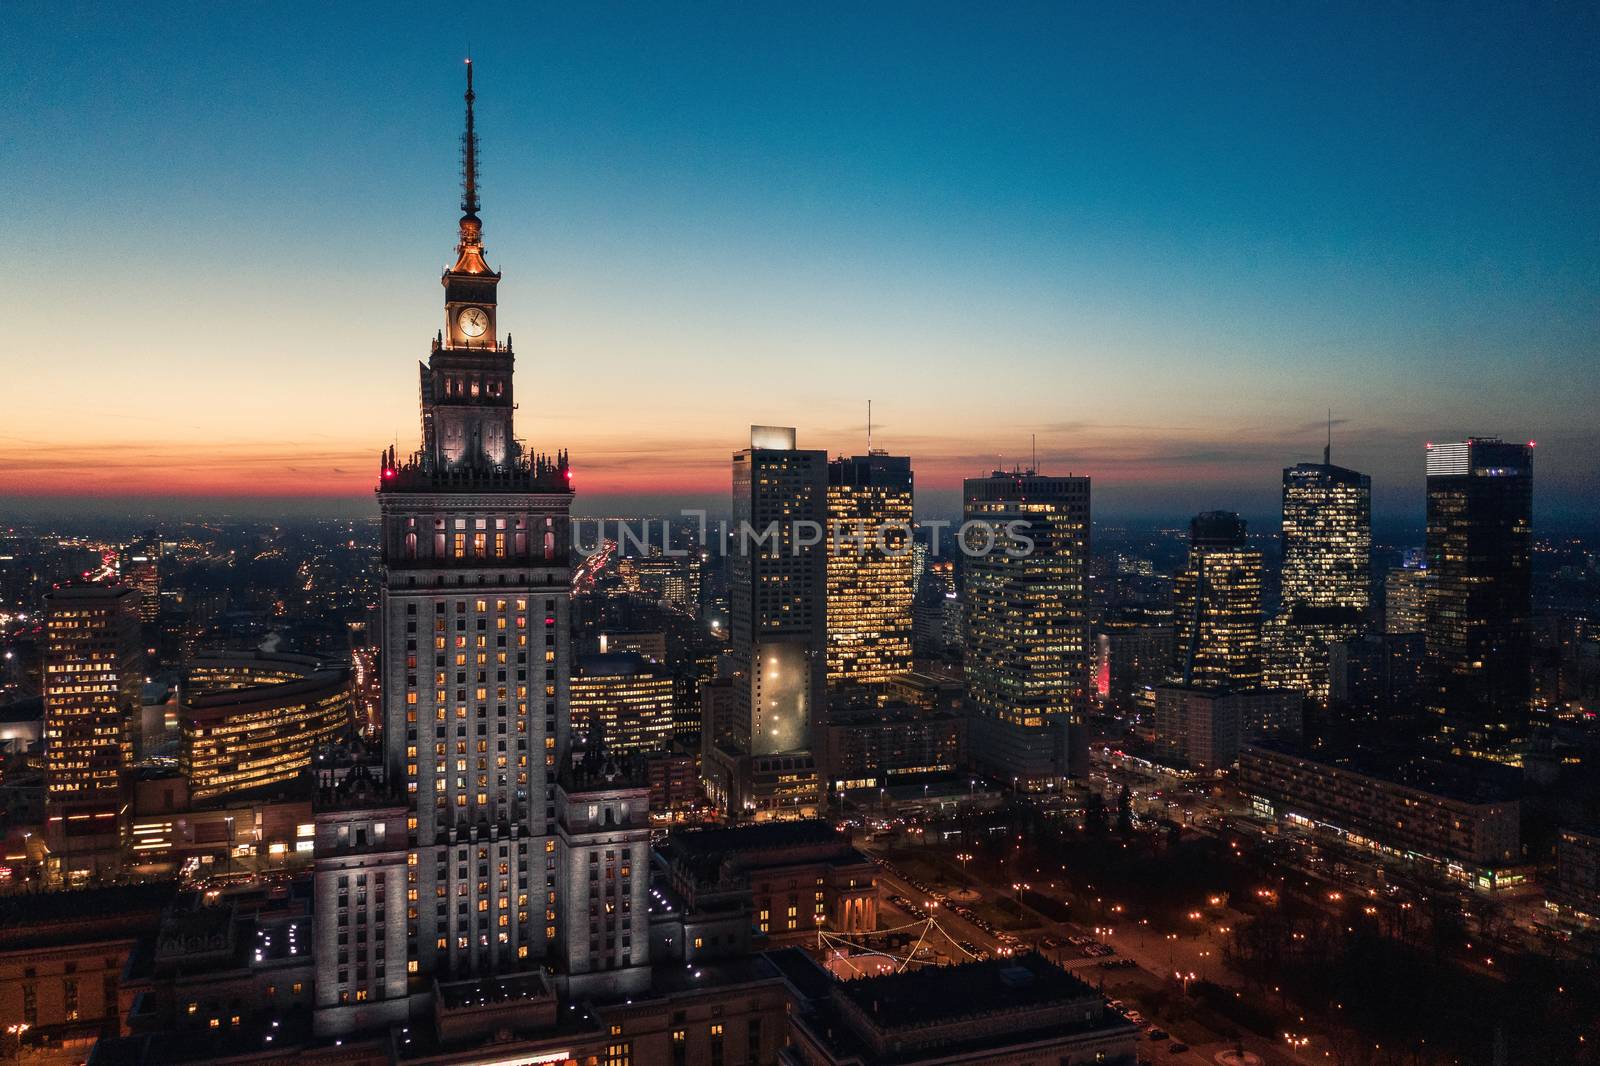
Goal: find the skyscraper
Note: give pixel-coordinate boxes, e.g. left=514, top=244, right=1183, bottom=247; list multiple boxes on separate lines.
left=1423, top=437, right=1533, bottom=754
left=730, top=426, right=828, bottom=756
left=42, top=584, right=143, bottom=885
left=1173, top=511, right=1264, bottom=691
left=569, top=652, right=676, bottom=754
left=962, top=470, right=1091, bottom=788
left=121, top=542, right=160, bottom=623
left=1265, top=452, right=1371, bottom=702
left=825, top=452, right=914, bottom=686
left=702, top=426, right=828, bottom=819
left=1385, top=564, right=1430, bottom=635
left=377, top=63, right=574, bottom=983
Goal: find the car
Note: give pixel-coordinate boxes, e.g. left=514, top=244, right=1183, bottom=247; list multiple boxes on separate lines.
left=1169, top=1043, right=1189, bottom=1054
left=1148, top=1029, right=1169, bottom=1041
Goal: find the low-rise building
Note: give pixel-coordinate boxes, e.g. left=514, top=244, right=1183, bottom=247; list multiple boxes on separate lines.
left=771, top=948, right=1139, bottom=1065
left=656, top=821, right=878, bottom=943
left=818, top=702, right=965, bottom=792
left=701, top=745, right=822, bottom=823
left=126, top=770, right=316, bottom=879
left=644, top=750, right=704, bottom=823
left=0, top=883, right=177, bottom=1051
left=1153, top=686, right=1301, bottom=770
left=1237, top=740, right=1525, bottom=889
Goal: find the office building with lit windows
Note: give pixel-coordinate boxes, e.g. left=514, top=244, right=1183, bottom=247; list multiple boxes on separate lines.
left=1237, top=739, right=1525, bottom=890
left=1385, top=563, right=1430, bottom=634
left=42, top=584, right=143, bottom=885
left=825, top=453, right=914, bottom=687
left=180, top=652, right=353, bottom=801
left=1423, top=438, right=1534, bottom=755
left=569, top=652, right=676, bottom=754
left=1173, top=511, right=1264, bottom=691
left=962, top=470, right=1092, bottom=788
left=122, top=546, right=160, bottom=623
left=1265, top=457, right=1370, bottom=704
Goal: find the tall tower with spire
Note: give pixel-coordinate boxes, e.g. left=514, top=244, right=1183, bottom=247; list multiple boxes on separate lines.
left=373, top=62, right=575, bottom=988
left=420, top=58, right=519, bottom=473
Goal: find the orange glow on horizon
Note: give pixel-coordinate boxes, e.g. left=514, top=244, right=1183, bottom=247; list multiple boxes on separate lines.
left=2, top=435, right=1252, bottom=504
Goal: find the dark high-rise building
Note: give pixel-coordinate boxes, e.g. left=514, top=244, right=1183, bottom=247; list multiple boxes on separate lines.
left=962, top=470, right=1091, bottom=788
left=912, top=559, right=960, bottom=657
left=1173, top=512, right=1263, bottom=690
left=1265, top=454, right=1371, bottom=703
left=1423, top=437, right=1533, bottom=754
left=1096, top=609, right=1174, bottom=713
left=1327, top=632, right=1425, bottom=726
left=705, top=426, right=828, bottom=820
left=42, top=584, right=143, bottom=885
left=826, top=452, right=914, bottom=686
left=730, top=426, right=828, bottom=756
left=376, top=63, right=575, bottom=985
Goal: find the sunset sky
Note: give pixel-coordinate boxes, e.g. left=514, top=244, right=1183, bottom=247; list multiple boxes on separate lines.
left=3, top=4, right=1597, bottom=527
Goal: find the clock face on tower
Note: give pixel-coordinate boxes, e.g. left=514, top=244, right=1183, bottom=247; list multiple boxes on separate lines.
left=457, top=306, right=489, bottom=338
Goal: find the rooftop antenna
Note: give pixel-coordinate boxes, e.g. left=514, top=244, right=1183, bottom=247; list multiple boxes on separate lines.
left=1032, top=433, right=1037, bottom=474
left=867, top=399, right=872, bottom=455
left=461, top=57, right=479, bottom=219
left=1324, top=408, right=1332, bottom=466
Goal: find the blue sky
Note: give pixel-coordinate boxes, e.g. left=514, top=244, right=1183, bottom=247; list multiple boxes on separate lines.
left=2, top=3, right=1596, bottom=526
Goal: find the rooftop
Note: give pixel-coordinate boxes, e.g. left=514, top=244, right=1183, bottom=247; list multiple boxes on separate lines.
left=0, top=881, right=178, bottom=950
left=574, top=651, right=669, bottom=678
left=667, top=819, right=841, bottom=857
left=832, top=951, right=1099, bottom=1030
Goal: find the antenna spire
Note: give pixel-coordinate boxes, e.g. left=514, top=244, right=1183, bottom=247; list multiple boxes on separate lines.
left=867, top=399, right=872, bottom=454
left=1032, top=433, right=1037, bottom=474
left=450, top=59, right=490, bottom=275
left=461, top=58, right=479, bottom=219
left=1325, top=408, right=1332, bottom=466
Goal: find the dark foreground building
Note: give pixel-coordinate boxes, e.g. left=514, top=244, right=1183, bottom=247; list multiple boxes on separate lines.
left=1423, top=437, right=1533, bottom=756
left=769, top=948, right=1139, bottom=1065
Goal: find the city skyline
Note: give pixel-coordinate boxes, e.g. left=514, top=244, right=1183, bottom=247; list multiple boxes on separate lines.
left=1, top=16, right=1598, bottom=1062
left=4, top=5, right=1598, bottom=526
